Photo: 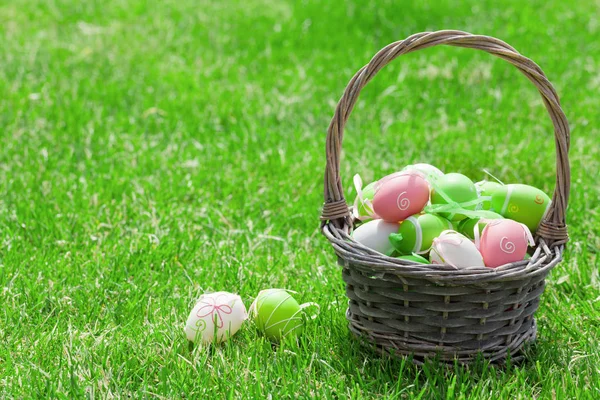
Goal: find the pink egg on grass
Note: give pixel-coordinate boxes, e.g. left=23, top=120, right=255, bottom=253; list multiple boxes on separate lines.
left=372, top=172, right=430, bottom=222
left=477, top=219, right=535, bottom=268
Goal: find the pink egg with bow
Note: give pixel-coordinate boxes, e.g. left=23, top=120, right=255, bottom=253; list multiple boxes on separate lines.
left=477, top=219, right=535, bottom=268
left=372, top=172, right=430, bottom=222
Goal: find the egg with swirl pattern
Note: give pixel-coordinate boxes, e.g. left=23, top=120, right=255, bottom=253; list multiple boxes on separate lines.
left=490, top=184, right=551, bottom=233
left=372, top=171, right=429, bottom=222
left=478, top=219, right=534, bottom=268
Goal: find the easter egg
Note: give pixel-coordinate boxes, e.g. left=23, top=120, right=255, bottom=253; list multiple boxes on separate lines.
left=475, top=180, right=502, bottom=210
left=430, top=173, right=479, bottom=221
left=402, top=163, right=444, bottom=184
left=389, top=213, right=452, bottom=255
left=457, top=210, right=504, bottom=239
left=184, top=292, right=248, bottom=344
left=372, top=172, right=430, bottom=222
left=251, top=289, right=304, bottom=341
left=352, top=219, right=400, bottom=255
left=397, top=254, right=430, bottom=264
left=490, top=184, right=551, bottom=233
left=478, top=219, right=534, bottom=268
left=429, top=230, right=485, bottom=268
left=353, top=180, right=377, bottom=221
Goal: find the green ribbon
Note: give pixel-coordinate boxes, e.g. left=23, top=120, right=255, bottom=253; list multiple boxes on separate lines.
left=424, top=174, right=486, bottom=219
left=424, top=199, right=492, bottom=220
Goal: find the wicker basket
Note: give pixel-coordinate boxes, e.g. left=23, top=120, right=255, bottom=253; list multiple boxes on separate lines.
left=320, top=31, right=570, bottom=364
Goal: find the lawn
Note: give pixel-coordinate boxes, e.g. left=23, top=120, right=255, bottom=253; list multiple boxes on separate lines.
left=1, top=0, right=599, bottom=398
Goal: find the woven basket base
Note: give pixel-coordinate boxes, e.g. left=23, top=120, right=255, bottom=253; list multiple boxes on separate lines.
left=347, top=307, right=537, bottom=365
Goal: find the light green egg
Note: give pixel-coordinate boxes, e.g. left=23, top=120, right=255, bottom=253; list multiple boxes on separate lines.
left=490, top=184, right=551, bottom=233
left=475, top=180, right=502, bottom=210
left=431, top=173, right=479, bottom=221
left=353, top=181, right=377, bottom=219
left=402, top=163, right=444, bottom=184
left=457, top=210, right=504, bottom=239
left=397, top=254, right=430, bottom=264
left=253, top=289, right=304, bottom=341
left=389, top=213, right=452, bottom=255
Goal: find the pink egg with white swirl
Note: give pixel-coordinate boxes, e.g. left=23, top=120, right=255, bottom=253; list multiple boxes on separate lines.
left=477, top=219, right=535, bottom=268
left=372, top=172, right=430, bottom=222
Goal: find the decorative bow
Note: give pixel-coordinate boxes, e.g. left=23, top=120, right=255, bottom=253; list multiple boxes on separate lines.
left=432, top=230, right=464, bottom=247
left=196, top=297, right=233, bottom=329
left=431, top=230, right=466, bottom=269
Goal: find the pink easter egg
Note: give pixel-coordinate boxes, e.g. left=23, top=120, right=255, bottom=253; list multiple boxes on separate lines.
left=375, top=169, right=427, bottom=188
left=372, top=172, right=430, bottom=222
left=479, top=219, right=531, bottom=268
left=373, top=172, right=402, bottom=189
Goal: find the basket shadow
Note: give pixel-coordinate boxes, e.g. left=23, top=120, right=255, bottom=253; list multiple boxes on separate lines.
left=328, top=329, right=545, bottom=394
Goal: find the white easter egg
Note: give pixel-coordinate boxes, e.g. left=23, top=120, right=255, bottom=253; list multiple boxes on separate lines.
left=185, top=291, right=248, bottom=344
left=406, top=163, right=444, bottom=178
left=429, top=230, right=484, bottom=268
left=402, top=163, right=444, bottom=186
left=352, top=219, right=400, bottom=256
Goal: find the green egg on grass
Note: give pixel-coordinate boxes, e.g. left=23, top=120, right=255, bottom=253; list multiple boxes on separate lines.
left=397, top=254, right=430, bottom=264
left=389, top=213, right=452, bottom=255
left=475, top=180, right=502, bottom=210
left=431, top=173, right=479, bottom=221
left=490, top=184, right=551, bottom=233
left=457, top=210, right=504, bottom=239
left=252, top=289, right=304, bottom=341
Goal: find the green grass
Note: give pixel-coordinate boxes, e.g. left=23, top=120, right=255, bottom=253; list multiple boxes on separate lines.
left=1, top=0, right=599, bottom=398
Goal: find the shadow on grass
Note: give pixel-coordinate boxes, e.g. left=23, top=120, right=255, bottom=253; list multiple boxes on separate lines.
left=321, top=329, right=554, bottom=397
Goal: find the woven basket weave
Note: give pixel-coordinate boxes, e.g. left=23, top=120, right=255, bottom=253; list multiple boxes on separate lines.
left=320, top=31, right=570, bottom=364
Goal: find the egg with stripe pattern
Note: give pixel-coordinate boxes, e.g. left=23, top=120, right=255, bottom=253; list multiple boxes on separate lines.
left=251, top=289, right=304, bottom=341
left=430, top=173, right=479, bottom=221
left=490, top=184, right=551, bottom=233
left=389, top=213, right=452, bottom=255
left=475, top=180, right=502, bottom=210
left=457, top=210, right=504, bottom=239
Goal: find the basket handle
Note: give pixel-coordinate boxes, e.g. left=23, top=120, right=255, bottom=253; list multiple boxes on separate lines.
left=320, top=30, right=570, bottom=247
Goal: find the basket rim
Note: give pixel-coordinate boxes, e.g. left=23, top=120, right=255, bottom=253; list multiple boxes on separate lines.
left=323, top=222, right=563, bottom=283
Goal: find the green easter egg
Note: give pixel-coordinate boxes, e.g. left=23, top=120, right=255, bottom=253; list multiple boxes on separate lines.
left=389, top=213, right=452, bottom=255
left=354, top=181, right=377, bottom=219
left=402, top=163, right=444, bottom=184
left=431, top=173, right=479, bottom=221
left=457, top=210, right=504, bottom=239
left=253, top=289, right=303, bottom=341
left=475, top=180, right=502, bottom=210
left=490, top=184, right=551, bottom=233
left=397, top=254, right=430, bottom=264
